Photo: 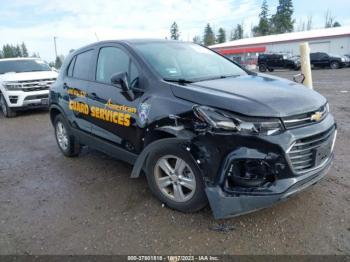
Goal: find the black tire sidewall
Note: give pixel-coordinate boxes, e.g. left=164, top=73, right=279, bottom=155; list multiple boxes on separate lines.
left=145, top=144, right=207, bottom=213
left=54, top=114, right=80, bottom=157
left=0, top=94, right=15, bottom=118
left=330, top=61, right=339, bottom=69
left=259, top=64, right=267, bottom=72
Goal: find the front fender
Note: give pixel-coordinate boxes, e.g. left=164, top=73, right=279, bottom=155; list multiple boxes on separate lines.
left=130, top=137, right=193, bottom=178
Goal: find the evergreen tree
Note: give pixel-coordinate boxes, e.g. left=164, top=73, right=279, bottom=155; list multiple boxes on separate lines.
left=3, top=44, right=15, bottom=58
left=306, top=15, right=313, bottom=30
left=203, top=23, right=216, bottom=46
left=192, top=35, right=201, bottom=44
left=252, top=0, right=270, bottom=36
left=14, top=44, right=22, bottom=57
left=270, top=0, right=294, bottom=34
left=31, top=52, right=40, bottom=58
left=55, top=55, right=64, bottom=69
left=216, top=28, right=226, bottom=43
left=333, top=21, right=341, bottom=27
left=231, top=24, right=244, bottom=40
left=170, top=22, right=180, bottom=40
left=21, top=42, right=29, bottom=57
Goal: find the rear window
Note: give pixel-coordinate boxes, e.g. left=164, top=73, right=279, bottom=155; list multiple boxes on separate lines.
left=72, top=50, right=93, bottom=80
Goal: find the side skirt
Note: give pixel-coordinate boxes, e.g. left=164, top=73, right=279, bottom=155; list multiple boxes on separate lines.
left=71, top=128, right=138, bottom=165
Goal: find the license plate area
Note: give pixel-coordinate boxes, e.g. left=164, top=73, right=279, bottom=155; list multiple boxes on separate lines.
left=315, top=138, right=333, bottom=166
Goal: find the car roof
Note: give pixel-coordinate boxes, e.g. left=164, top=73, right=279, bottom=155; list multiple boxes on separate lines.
left=72, top=39, right=192, bottom=54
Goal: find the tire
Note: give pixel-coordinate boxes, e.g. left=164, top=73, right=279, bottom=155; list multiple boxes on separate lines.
left=0, top=94, right=16, bottom=118
left=330, top=61, right=340, bottom=69
left=53, top=114, right=81, bottom=157
left=145, top=145, right=207, bottom=213
left=258, top=64, right=267, bottom=72
left=268, top=68, right=274, bottom=72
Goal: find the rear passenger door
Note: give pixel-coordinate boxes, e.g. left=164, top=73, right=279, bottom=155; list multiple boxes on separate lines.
left=319, top=53, right=330, bottom=66
left=64, top=49, right=94, bottom=133
left=311, top=53, right=322, bottom=67
left=87, top=44, right=144, bottom=152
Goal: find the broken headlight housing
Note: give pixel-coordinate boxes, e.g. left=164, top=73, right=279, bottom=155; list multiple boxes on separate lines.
left=193, top=105, right=283, bottom=136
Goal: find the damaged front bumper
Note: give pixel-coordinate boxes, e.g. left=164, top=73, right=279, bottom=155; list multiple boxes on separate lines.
left=206, top=155, right=333, bottom=219
left=197, top=114, right=337, bottom=219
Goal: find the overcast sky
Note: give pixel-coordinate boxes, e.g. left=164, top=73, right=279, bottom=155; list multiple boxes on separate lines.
left=1, top=0, right=349, bottom=62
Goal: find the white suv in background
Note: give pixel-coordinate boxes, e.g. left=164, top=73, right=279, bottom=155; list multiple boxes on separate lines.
left=0, top=58, right=58, bottom=117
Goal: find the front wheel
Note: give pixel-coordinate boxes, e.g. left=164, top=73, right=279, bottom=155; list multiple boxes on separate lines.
left=54, top=114, right=81, bottom=157
left=146, top=145, right=207, bottom=213
left=258, top=64, right=267, bottom=72
left=0, top=94, right=16, bottom=118
left=330, top=61, right=340, bottom=69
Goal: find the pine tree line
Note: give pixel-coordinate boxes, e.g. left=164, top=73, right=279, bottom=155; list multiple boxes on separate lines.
left=169, top=0, right=342, bottom=46
left=0, top=43, right=31, bottom=58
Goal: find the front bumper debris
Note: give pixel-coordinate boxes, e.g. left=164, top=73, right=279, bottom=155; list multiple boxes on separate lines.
left=197, top=114, right=336, bottom=219
left=206, top=155, right=333, bottom=219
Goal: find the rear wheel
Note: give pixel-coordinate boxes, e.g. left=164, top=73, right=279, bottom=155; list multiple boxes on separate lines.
left=330, top=61, right=340, bottom=69
left=0, top=94, right=16, bottom=118
left=259, top=64, right=267, bottom=72
left=54, top=114, right=81, bottom=157
left=146, top=145, right=207, bottom=213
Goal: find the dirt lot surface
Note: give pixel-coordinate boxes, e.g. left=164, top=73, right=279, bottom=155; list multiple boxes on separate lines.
left=0, top=69, right=349, bottom=255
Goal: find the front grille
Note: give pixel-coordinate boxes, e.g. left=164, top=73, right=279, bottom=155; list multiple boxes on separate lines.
left=282, top=104, right=328, bottom=129
left=24, top=94, right=49, bottom=100
left=19, top=78, right=56, bottom=92
left=287, top=126, right=336, bottom=174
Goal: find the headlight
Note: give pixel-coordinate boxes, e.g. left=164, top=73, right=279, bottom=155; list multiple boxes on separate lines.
left=341, top=57, right=345, bottom=62
left=3, top=82, right=23, bottom=91
left=193, top=105, right=283, bottom=135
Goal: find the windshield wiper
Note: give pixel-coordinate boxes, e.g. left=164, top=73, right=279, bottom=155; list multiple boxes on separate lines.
left=163, top=78, right=193, bottom=84
left=196, top=75, right=240, bottom=82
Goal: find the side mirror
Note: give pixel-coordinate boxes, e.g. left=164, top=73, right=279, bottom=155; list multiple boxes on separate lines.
left=111, top=72, right=130, bottom=92
left=110, top=72, right=135, bottom=101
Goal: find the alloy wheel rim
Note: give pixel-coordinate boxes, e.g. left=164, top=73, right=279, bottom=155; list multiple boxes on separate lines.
left=56, top=121, right=69, bottom=151
left=154, top=155, right=196, bottom=202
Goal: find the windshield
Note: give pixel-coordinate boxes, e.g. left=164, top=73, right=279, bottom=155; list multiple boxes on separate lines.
left=133, top=42, right=247, bottom=81
left=0, top=59, right=51, bottom=74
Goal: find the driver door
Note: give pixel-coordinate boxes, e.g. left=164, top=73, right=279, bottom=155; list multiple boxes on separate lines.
left=86, top=45, right=144, bottom=152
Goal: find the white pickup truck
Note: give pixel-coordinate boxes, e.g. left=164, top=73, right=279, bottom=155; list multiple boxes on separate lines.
left=0, top=58, right=58, bottom=117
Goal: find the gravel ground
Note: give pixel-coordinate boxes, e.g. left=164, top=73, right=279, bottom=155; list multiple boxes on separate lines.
left=0, top=68, right=349, bottom=255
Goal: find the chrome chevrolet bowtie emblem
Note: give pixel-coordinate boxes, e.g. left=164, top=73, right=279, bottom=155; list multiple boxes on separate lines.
left=311, top=111, right=322, bottom=122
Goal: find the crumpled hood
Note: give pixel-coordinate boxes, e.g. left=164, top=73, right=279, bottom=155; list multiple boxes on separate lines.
left=0, top=71, right=58, bottom=82
left=170, top=74, right=327, bottom=117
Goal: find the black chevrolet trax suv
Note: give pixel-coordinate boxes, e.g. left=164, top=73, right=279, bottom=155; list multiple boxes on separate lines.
left=49, top=40, right=336, bottom=219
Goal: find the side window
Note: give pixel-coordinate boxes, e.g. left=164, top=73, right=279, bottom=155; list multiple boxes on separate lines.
left=73, top=50, right=93, bottom=80
left=96, top=47, right=129, bottom=84
left=130, top=62, right=139, bottom=87
left=67, top=56, right=76, bottom=77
